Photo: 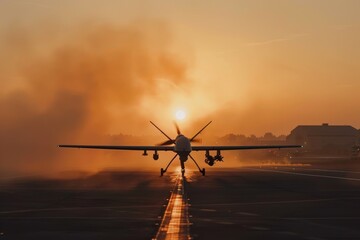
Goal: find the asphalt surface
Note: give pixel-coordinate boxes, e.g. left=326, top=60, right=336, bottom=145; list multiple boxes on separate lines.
left=187, top=164, right=360, bottom=240
left=1, top=162, right=360, bottom=240
left=0, top=171, right=175, bottom=240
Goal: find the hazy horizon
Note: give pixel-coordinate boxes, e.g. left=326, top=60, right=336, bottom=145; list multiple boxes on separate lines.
left=1, top=0, right=359, bottom=174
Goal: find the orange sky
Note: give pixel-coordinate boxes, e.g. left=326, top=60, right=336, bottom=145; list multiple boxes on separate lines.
left=0, top=1, right=360, bottom=174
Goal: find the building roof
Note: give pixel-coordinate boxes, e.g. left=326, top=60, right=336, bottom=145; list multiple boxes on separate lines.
left=289, top=123, right=358, bottom=136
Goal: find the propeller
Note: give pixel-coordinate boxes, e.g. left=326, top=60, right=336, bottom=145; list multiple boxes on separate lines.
left=151, top=121, right=210, bottom=146
left=157, top=122, right=181, bottom=145
left=174, top=121, right=181, bottom=135
left=157, top=139, right=175, bottom=146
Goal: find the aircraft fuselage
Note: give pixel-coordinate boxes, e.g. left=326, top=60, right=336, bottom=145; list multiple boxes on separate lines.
left=174, top=134, right=191, bottom=162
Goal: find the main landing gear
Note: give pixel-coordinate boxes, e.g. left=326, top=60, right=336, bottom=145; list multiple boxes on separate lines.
left=200, top=168, right=205, bottom=176
left=160, top=154, right=178, bottom=176
left=159, top=154, right=206, bottom=176
left=189, top=155, right=206, bottom=176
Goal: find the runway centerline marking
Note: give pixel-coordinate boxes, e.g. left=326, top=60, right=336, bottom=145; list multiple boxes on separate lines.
left=154, top=175, right=191, bottom=240
left=245, top=167, right=360, bottom=181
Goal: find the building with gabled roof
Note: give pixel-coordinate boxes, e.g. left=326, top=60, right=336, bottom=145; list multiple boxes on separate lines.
left=287, top=123, right=359, bottom=156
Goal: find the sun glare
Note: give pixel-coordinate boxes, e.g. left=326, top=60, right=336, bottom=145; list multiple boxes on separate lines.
left=175, top=110, right=186, bottom=120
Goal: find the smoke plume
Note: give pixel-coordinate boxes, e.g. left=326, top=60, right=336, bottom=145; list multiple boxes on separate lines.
left=0, top=21, right=189, bottom=175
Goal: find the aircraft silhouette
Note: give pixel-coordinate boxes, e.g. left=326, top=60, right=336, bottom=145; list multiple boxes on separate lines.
left=59, top=121, right=301, bottom=176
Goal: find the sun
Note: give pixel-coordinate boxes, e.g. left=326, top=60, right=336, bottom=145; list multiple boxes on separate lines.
left=175, top=110, right=186, bottom=120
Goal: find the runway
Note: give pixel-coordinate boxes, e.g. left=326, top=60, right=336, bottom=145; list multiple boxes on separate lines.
left=155, top=175, right=191, bottom=240
left=187, top=164, right=360, bottom=240
left=1, top=163, right=360, bottom=239
left=0, top=171, right=175, bottom=240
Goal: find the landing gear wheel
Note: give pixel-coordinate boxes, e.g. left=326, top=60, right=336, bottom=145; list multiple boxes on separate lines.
left=160, top=168, right=165, bottom=176
left=201, top=168, right=206, bottom=176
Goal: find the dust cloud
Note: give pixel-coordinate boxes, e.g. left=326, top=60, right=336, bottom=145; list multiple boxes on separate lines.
left=0, top=21, right=189, bottom=176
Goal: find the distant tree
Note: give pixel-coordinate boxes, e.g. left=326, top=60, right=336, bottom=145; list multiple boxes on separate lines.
left=249, top=134, right=257, bottom=139
left=277, top=134, right=287, bottom=140
left=263, top=132, right=276, bottom=140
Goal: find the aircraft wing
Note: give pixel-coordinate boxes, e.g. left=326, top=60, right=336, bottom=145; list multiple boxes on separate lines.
left=58, top=145, right=174, bottom=151
left=191, top=145, right=302, bottom=151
